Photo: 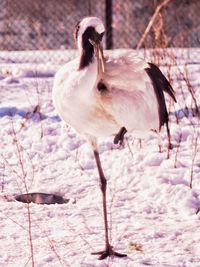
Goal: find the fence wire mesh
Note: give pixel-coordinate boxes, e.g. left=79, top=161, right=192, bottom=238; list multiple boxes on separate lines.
left=0, top=0, right=200, bottom=52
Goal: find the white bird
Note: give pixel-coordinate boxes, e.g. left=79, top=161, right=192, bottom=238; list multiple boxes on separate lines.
left=52, top=16, right=176, bottom=260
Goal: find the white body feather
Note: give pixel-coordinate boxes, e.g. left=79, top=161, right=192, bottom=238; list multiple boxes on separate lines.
left=52, top=50, right=160, bottom=141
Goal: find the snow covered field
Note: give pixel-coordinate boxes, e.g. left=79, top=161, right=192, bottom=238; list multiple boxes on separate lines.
left=0, top=49, right=200, bottom=267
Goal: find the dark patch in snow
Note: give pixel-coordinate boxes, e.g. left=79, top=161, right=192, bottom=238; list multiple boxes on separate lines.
left=170, top=107, right=200, bottom=118
left=0, top=107, right=27, bottom=118
left=0, top=107, right=61, bottom=122
left=22, top=70, right=55, bottom=78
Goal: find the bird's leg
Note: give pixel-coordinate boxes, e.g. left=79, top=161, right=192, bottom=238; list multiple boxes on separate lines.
left=91, top=150, right=127, bottom=260
left=113, top=127, right=127, bottom=146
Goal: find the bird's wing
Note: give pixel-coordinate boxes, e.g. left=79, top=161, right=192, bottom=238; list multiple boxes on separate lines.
left=97, top=51, right=176, bottom=131
left=102, top=51, right=176, bottom=103
left=101, top=51, right=149, bottom=93
left=96, top=51, right=160, bottom=132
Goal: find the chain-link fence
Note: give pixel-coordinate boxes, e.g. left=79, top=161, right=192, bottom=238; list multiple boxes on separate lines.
left=0, top=0, right=200, bottom=51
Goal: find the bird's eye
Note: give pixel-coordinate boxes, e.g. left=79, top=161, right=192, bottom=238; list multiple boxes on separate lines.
left=74, top=22, right=80, bottom=41
left=76, top=25, right=80, bottom=32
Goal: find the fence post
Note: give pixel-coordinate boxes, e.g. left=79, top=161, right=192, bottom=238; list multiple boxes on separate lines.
left=105, top=0, right=113, bottom=49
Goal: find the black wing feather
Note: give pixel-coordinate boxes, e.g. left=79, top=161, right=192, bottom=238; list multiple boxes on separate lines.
left=145, top=63, right=176, bottom=130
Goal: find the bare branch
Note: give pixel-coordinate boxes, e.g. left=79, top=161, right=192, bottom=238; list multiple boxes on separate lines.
left=136, top=0, right=172, bottom=49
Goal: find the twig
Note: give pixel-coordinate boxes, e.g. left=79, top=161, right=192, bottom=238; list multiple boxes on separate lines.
left=10, top=117, right=29, bottom=192
left=173, top=100, right=182, bottom=168
left=26, top=203, right=35, bottom=267
left=182, top=65, right=199, bottom=117
left=1, top=153, right=22, bottom=193
left=36, top=226, right=69, bottom=267
left=136, top=0, right=172, bottom=49
left=174, top=132, right=182, bottom=168
left=190, top=133, right=198, bottom=189
left=0, top=162, right=5, bottom=192
left=9, top=116, right=35, bottom=266
left=3, top=213, right=28, bottom=232
left=23, top=256, right=31, bottom=267
left=126, top=137, right=134, bottom=158
left=34, top=79, right=44, bottom=139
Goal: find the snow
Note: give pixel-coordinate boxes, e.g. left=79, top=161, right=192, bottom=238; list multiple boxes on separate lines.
left=0, top=48, right=200, bottom=267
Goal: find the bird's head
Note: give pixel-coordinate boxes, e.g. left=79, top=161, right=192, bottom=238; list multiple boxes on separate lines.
left=74, top=17, right=105, bottom=74
left=74, top=17, right=105, bottom=51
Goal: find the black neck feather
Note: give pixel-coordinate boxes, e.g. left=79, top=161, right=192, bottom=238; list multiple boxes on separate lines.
left=79, top=42, right=94, bottom=70
left=78, top=26, right=95, bottom=70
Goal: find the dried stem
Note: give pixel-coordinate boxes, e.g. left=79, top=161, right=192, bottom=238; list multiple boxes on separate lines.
left=27, top=203, right=35, bottom=267
left=0, top=162, right=5, bottom=192
left=182, top=65, right=199, bottom=117
left=9, top=116, right=35, bottom=266
left=136, top=0, right=172, bottom=49
left=190, top=133, right=198, bottom=189
left=174, top=132, right=182, bottom=168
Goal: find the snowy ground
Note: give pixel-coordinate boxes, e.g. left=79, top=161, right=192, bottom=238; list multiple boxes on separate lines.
left=0, top=49, right=200, bottom=267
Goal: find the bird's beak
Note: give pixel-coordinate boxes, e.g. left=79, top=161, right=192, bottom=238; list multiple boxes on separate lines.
left=89, top=39, right=105, bottom=76
left=97, top=43, right=105, bottom=74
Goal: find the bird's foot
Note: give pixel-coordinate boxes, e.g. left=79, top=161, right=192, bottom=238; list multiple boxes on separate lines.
left=114, top=127, right=127, bottom=146
left=91, top=245, right=127, bottom=260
